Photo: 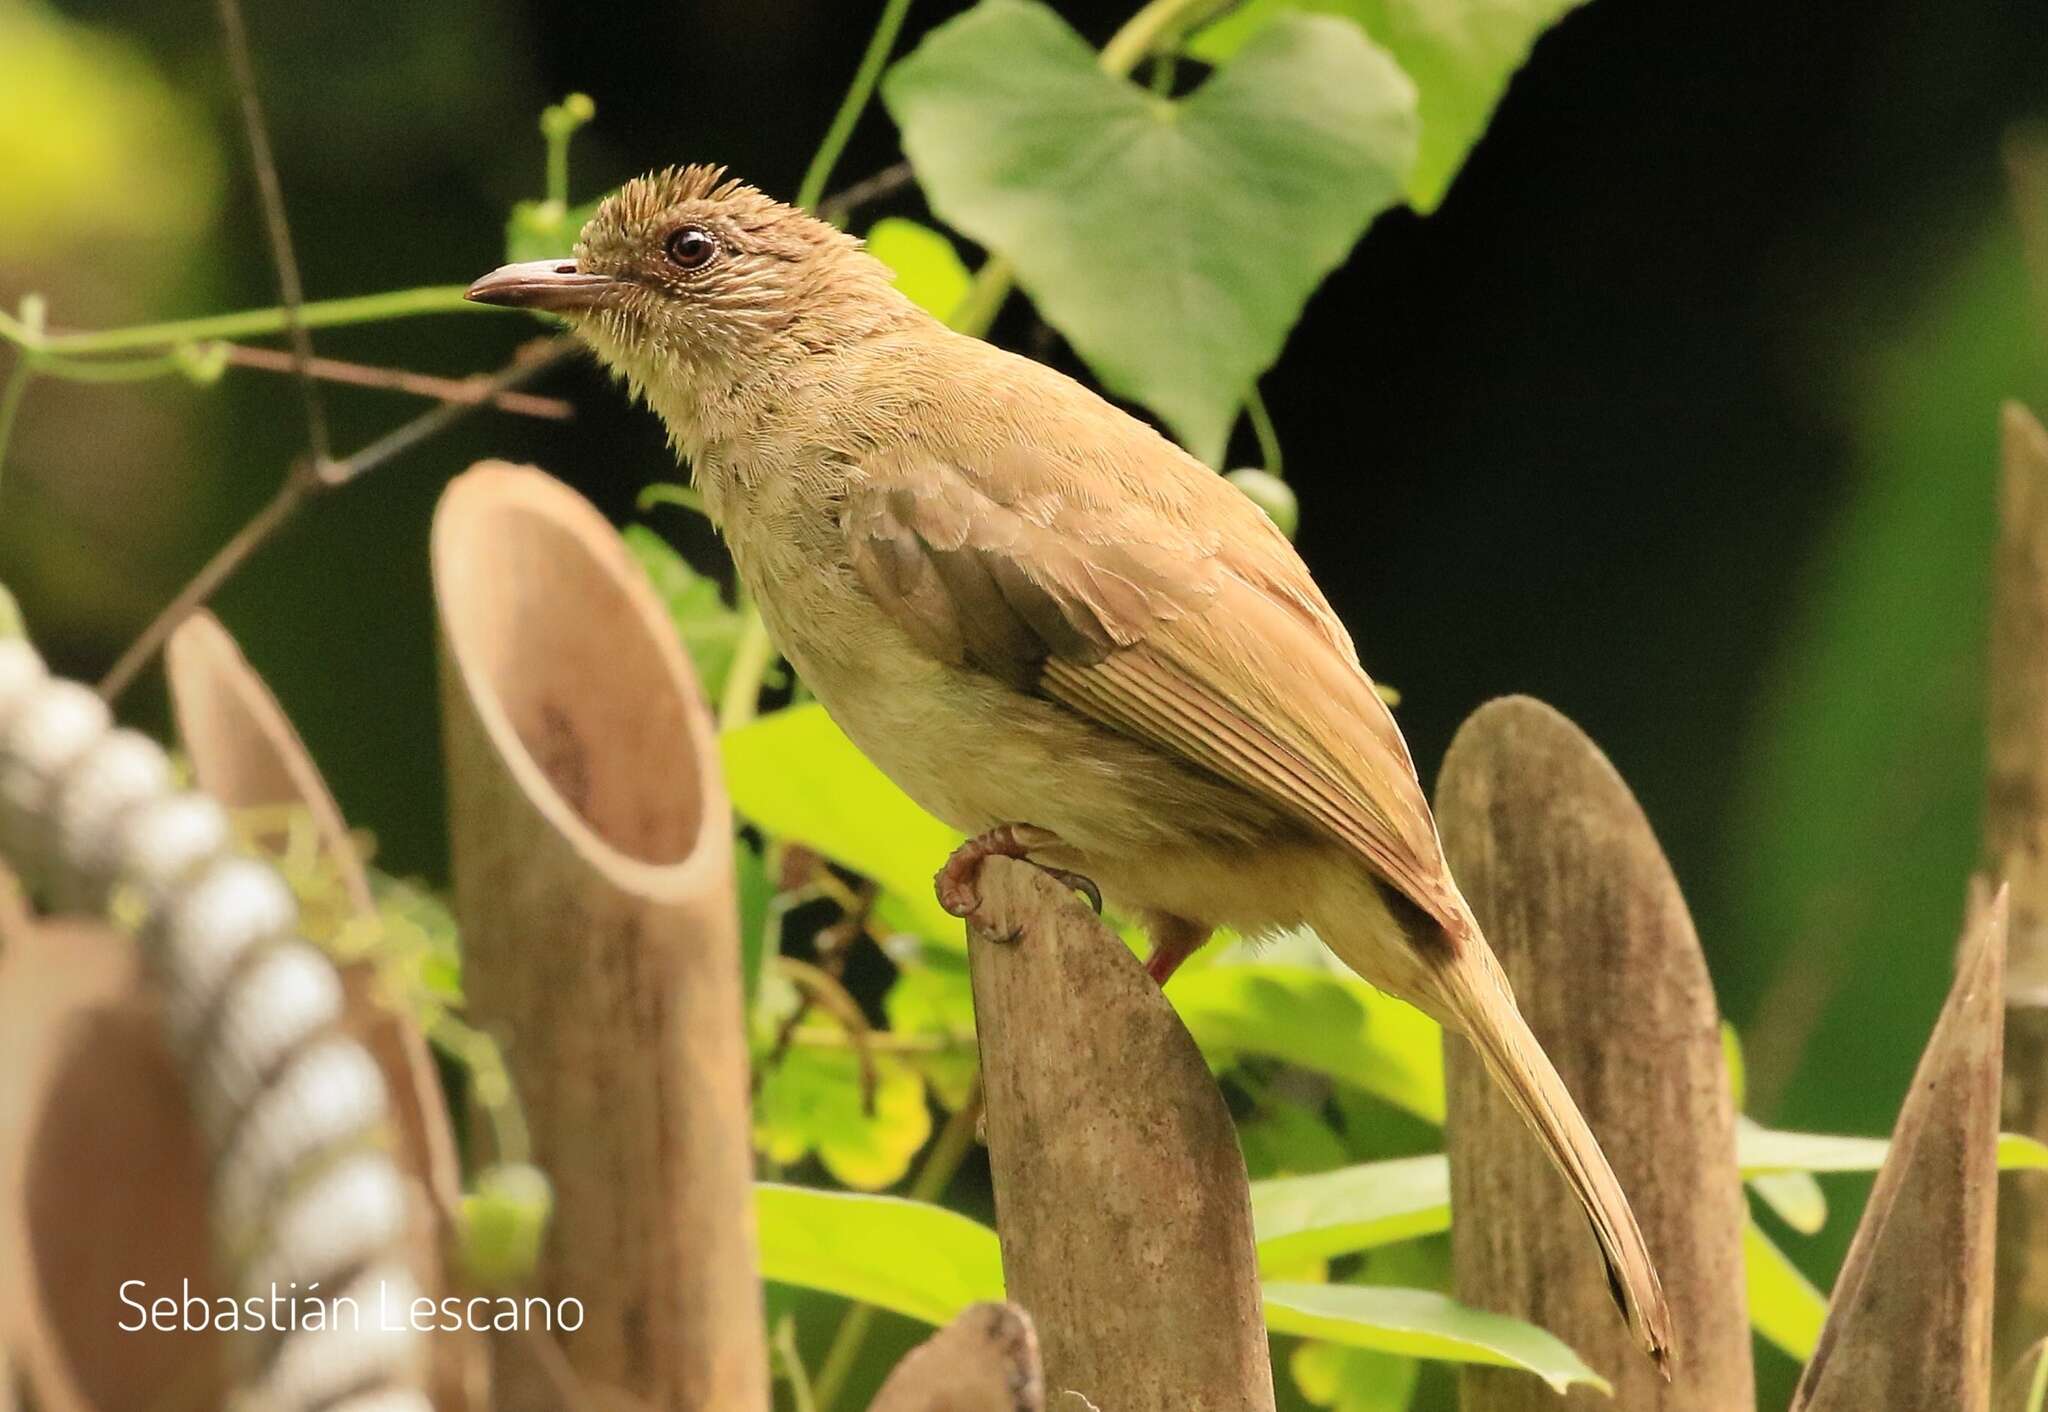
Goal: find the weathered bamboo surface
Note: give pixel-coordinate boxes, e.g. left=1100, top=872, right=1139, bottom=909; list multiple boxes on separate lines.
left=434, top=462, right=767, bottom=1411
left=1435, top=695, right=1752, bottom=1410
left=1986, top=402, right=2048, bottom=1367
left=1789, top=888, right=2006, bottom=1412
left=965, top=858, right=1275, bottom=1412
left=0, top=906, right=223, bottom=1412
left=868, top=1301, right=1044, bottom=1412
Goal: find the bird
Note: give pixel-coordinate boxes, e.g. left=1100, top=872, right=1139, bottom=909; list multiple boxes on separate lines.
left=467, top=164, right=1675, bottom=1369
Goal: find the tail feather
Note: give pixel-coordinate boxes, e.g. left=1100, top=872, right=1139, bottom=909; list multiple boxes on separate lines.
left=1437, top=957, right=1676, bottom=1374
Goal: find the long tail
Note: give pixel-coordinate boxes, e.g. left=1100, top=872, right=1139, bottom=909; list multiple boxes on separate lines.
left=1432, top=946, right=1675, bottom=1373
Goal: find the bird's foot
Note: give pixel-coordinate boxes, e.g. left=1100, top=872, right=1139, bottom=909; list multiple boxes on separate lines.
left=936, top=823, right=1102, bottom=925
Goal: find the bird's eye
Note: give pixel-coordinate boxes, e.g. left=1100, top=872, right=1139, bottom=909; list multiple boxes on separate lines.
left=665, top=224, right=718, bottom=271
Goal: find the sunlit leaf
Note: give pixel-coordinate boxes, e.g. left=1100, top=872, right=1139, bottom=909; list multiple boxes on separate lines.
left=1253, top=1154, right=1450, bottom=1270
left=885, top=0, right=1417, bottom=463
left=1263, top=1284, right=1609, bottom=1395
left=754, top=1184, right=1003, bottom=1325
left=1743, top=1219, right=1827, bottom=1361
left=866, top=217, right=973, bottom=321
left=1185, top=0, right=1587, bottom=211
left=1291, top=1340, right=1420, bottom=1411
left=1170, top=962, right=1445, bottom=1122
left=1739, top=1124, right=2048, bottom=1175
left=720, top=703, right=963, bottom=946
left=883, top=954, right=980, bottom=1110
left=753, top=1042, right=934, bottom=1190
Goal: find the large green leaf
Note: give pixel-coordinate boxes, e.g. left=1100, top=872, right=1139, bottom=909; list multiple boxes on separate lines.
left=1263, top=1284, right=1609, bottom=1395
left=720, top=703, right=963, bottom=946
left=866, top=217, right=973, bottom=322
left=1253, top=1154, right=1450, bottom=1270
left=753, top=1184, right=1003, bottom=1325
left=753, top=1041, right=934, bottom=1190
left=1187, top=0, right=1588, bottom=211
left=622, top=525, right=743, bottom=703
left=1743, top=1219, right=1827, bottom=1361
left=884, top=0, right=1417, bottom=463
left=1171, top=962, right=1446, bottom=1121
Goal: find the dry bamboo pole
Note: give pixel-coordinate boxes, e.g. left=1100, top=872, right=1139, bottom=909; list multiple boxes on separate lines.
left=1987, top=402, right=2048, bottom=1368
left=1434, top=695, right=1752, bottom=1410
left=965, top=858, right=1275, bottom=1412
left=433, top=461, right=768, bottom=1411
left=162, top=609, right=481, bottom=1410
left=1789, top=888, right=2008, bottom=1412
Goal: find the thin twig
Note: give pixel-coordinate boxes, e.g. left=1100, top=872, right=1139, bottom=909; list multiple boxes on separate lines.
left=218, top=343, right=574, bottom=419
left=817, top=161, right=916, bottom=228
left=214, top=0, right=331, bottom=469
left=1245, top=383, right=1283, bottom=476
left=97, top=337, right=576, bottom=701
left=795, top=0, right=920, bottom=212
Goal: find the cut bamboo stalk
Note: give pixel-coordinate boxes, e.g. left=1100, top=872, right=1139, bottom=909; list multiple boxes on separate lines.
left=0, top=912, right=223, bottom=1412
left=433, top=461, right=768, bottom=1412
left=164, top=609, right=480, bottom=1410
left=965, top=858, right=1275, bottom=1412
left=1434, top=695, right=1752, bottom=1410
left=867, top=1301, right=1043, bottom=1412
left=1985, top=403, right=2048, bottom=1368
left=1788, top=887, right=2007, bottom=1412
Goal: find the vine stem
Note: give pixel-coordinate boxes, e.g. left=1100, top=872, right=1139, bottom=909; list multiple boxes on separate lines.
left=0, top=285, right=483, bottom=358
left=810, top=1078, right=986, bottom=1412
left=796, top=0, right=919, bottom=213
left=1245, top=383, right=1283, bottom=476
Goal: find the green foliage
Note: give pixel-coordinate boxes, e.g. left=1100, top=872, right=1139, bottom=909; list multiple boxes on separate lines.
left=1227, top=466, right=1301, bottom=537
left=754, top=1184, right=1005, bottom=1325
left=1171, top=960, right=1446, bottom=1122
left=885, top=0, right=1418, bottom=464
left=0, top=582, right=22, bottom=640
left=720, top=702, right=963, bottom=946
left=458, top=1162, right=554, bottom=1290
left=1262, top=1284, right=1608, bottom=1395
left=1743, top=1219, right=1827, bottom=1360
left=753, top=1040, right=934, bottom=1190
left=864, top=217, right=974, bottom=321
left=622, top=524, right=745, bottom=703
left=1188, top=0, right=1592, bottom=211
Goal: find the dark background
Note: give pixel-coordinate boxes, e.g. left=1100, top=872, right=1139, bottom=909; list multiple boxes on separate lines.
left=4, top=0, right=2047, bottom=1403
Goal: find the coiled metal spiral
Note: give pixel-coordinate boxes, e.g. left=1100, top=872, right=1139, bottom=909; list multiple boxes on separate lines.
left=0, top=635, right=432, bottom=1412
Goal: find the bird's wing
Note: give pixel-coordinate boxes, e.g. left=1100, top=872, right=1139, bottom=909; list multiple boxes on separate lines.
left=842, top=446, right=1465, bottom=932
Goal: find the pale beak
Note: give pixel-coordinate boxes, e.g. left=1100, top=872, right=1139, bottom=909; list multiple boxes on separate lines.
left=465, top=259, right=619, bottom=312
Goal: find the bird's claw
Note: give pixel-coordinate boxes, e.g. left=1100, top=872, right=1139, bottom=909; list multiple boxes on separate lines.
left=935, top=823, right=1101, bottom=928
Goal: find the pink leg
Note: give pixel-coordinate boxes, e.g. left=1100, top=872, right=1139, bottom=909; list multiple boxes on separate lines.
left=936, top=822, right=1100, bottom=920
left=1144, top=914, right=1212, bottom=988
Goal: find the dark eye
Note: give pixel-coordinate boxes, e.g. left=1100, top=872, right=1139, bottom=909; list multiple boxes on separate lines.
left=664, top=224, right=718, bottom=271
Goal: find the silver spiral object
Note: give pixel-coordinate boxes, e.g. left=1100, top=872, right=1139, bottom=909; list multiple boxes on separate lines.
left=0, top=636, right=432, bottom=1412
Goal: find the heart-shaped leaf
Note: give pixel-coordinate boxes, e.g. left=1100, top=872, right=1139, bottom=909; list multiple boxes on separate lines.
left=1188, top=0, right=1591, bottom=212
left=885, top=0, right=1417, bottom=464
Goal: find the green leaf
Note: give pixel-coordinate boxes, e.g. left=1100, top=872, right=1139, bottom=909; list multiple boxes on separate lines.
left=504, top=195, right=602, bottom=264
left=883, top=953, right=981, bottom=1110
left=1739, top=1124, right=2048, bottom=1175
left=734, top=835, right=773, bottom=1005
left=1253, top=1154, right=1450, bottom=1270
left=0, top=583, right=22, bottom=640
left=1263, top=1284, right=1609, bottom=1395
left=885, top=0, right=1417, bottom=463
left=1240, top=1099, right=1352, bottom=1182
left=1171, top=962, right=1445, bottom=1122
left=1186, top=0, right=1587, bottom=211
left=754, top=1183, right=1003, bottom=1325
left=866, top=217, right=973, bottom=321
left=1743, top=1219, right=1827, bottom=1361
left=721, top=703, right=964, bottom=946
left=458, top=1162, right=553, bottom=1290
left=753, top=1043, right=934, bottom=1190
left=1290, top=1340, right=1421, bottom=1412
left=622, top=525, right=744, bottom=703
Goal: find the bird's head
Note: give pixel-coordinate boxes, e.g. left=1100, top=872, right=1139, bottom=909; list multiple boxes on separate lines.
left=467, top=164, right=905, bottom=398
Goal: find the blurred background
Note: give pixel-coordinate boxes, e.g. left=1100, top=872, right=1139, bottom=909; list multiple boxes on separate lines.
left=3, top=0, right=2046, bottom=1404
